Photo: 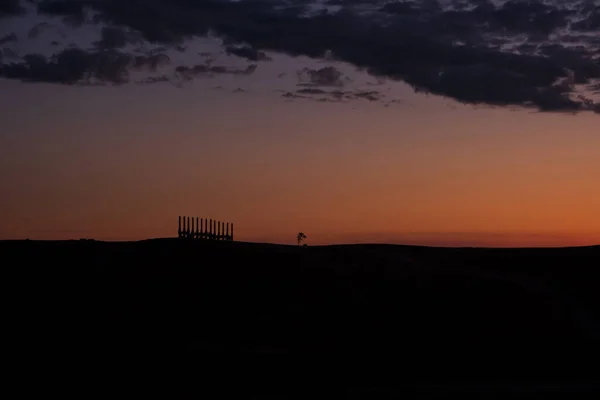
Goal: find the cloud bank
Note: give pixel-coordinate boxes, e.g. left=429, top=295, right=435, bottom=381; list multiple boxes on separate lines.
left=1, top=0, right=599, bottom=112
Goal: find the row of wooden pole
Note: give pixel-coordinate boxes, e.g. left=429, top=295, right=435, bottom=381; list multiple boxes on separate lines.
left=178, top=216, right=233, bottom=241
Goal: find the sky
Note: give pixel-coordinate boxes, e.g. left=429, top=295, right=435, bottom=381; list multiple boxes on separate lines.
left=1, top=0, right=600, bottom=247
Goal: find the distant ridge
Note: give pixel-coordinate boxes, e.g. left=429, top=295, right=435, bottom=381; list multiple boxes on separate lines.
left=2, top=238, right=599, bottom=250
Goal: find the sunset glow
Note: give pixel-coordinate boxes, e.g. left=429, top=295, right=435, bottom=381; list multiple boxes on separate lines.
left=1, top=0, right=599, bottom=247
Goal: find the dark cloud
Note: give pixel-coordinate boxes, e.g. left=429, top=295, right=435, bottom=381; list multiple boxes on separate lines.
left=132, top=52, right=171, bottom=71
left=2, top=0, right=595, bottom=113
left=0, top=0, right=23, bottom=18
left=0, top=33, right=17, bottom=45
left=282, top=91, right=303, bottom=99
left=37, top=0, right=87, bottom=27
left=226, top=45, right=271, bottom=61
left=174, top=63, right=257, bottom=81
left=137, top=75, right=169, bottom=85
left=297, top=88, right=329, bottom=95
left=353, top=90, right=381, bottom=101
left=37, top=0, right=85, bottom=16
left=28, top=22, right=50, bottom=39
left=381, top=1, right=421, bottom=16
left=326, top=0, right=374, bottom=5
left=93, top=26, right=144, bottom=50
left=291, top=87, right=383, bottom=103
left=0, top=48, right=134, bottom=84
left=571, top=4, right=600, bottom=32
left=27, top=21, right=68, bottom=40
left=94, top=27, right=128, bottom=49
left=87, top=0, right=211, bottom=44
left=1, top=47, right=18, bottom=59
left=482, top=0, right=572, bottom=37
left=297, top=66, right=350, bottom=87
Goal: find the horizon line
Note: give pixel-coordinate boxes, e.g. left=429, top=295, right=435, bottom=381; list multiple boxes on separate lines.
left=1, top=237, right=599, bottom=250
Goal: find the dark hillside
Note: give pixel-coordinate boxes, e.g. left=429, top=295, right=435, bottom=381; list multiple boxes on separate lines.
left=4, top=239, right=599, bottom=396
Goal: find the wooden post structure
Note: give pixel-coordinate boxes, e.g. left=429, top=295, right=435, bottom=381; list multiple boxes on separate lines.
left=177, top=216, right=233, bottom=241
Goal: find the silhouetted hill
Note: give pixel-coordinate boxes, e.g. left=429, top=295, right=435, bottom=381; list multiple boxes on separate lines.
left=4, top=239, right=600, bottom=397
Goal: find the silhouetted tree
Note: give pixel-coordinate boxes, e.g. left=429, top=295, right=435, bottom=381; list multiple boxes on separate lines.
left=297, top=232, right=306, bottom=246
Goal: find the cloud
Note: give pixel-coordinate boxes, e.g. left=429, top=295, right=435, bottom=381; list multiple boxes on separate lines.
left=285, top=87, right=383, bottom=103
left=137, top=75, right=169, bottom=85
left=0, top=33, right=17, bottom=45
left=174, top=63, right=257, bottom=81
left=297, top=66, right=350, bottom=87
left=1, top=48, right=19, bottom=60
left=225, top=45, right=271, bottom=61
left=93, top=27, right=129, bottom=49
left=0, top=0, right=23, bottom=18
left=0, top=48, right=134, bottom=85
left=0, top=0, right=597, bottom=113
left=28, top=22, right=57, bottom=39
left=37, top=0, right=87, bottom=26
left=132, top=52, right=171, bottom=71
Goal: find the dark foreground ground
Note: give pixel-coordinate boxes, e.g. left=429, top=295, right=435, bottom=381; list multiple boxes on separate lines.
left=4, top=239, right=600, bottom=397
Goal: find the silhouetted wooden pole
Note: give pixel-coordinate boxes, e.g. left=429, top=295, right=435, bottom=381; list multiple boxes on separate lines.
left=210, top=219, right=213, bottom=239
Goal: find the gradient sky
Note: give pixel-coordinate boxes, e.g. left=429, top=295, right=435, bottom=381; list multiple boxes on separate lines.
left=1, top=0, right=599, bottom=247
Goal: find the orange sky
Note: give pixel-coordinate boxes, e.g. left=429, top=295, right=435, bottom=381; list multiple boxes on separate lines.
left=1, top=79, right=599, bottom=247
